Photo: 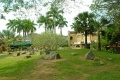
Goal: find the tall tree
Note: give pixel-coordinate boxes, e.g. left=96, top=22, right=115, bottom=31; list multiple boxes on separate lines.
left=72, top=12, right=95, bottom=48
left=91, top=0, right=120, bottom=31
left=7, top=19, right=22, bottom=35
left=37, top=15, right=52, bottom=32
left=2, top=30, right=15, bottom=39
left=7, top=19, right=36, bottom=41
left=46, top=5, right=63, bottom=33
left=57, top=15, right=68, bottom=35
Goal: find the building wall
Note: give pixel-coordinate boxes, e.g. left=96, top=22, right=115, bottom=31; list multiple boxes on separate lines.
left=68, top=31, right=98, bottom=49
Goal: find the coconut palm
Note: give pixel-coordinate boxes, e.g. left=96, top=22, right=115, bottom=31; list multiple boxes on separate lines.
left=37, top=15, right=51, bottom=32
left=46, top=6, right=63, bottom=33
left=21, top=19, right=36, bottom=41
left=57, top=15, right=68, bottom=35
left=2, top=30, right=15, bottom=39
left=7, top=19, right=22, bottom=35
left=7, top=19, right=36, bottom=41
left=72, top=12, right=96, bottom=48
left=94, top=17, right=110, bottom=51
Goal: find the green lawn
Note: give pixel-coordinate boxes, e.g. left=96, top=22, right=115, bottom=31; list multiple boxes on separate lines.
left=0, top=49, right=120, bottom=80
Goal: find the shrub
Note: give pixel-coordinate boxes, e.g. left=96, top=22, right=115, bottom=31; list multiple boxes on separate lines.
left=91, top=42, right=97, bottom=50
left=108, top=48, right=116, bottom=53
left=32, top=32, right=67, bottom=50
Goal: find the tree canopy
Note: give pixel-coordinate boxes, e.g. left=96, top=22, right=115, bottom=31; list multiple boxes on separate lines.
left=91, top=0, right=120, bottom=31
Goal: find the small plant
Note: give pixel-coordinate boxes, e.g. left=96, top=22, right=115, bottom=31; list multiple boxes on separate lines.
left=108, top=48, right=116, bottom=53
left=91, top=42, right=97, bottom=50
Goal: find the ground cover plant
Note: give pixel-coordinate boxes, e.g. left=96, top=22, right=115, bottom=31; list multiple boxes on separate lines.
left=0, top=49, right=120, bottom=80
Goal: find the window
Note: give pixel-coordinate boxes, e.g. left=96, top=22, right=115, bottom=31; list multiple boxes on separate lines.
left=70, top=36, right=73, bottom=40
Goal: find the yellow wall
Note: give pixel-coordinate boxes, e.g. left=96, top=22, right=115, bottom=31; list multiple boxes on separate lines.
left=68, top=31, right=98, bottom=48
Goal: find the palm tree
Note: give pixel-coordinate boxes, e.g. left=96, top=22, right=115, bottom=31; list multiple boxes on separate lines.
left=37, top=15, right=51, bottom=32
left=22, top=19, right=36, bottom=41
left=57, top=15, right=68, bottom=35
left=7, top=19, right=36, bottom=41
left=2, top=30, right=15, bottom=39
left=94, top=17, right=110, bottom=51
left=7, top=19, right=22, bottom=35
left=0, top=32, right=4, bottom=39
left=46, top=6, right=63, bottom=33
left=72, top=12, right=95, bottom=48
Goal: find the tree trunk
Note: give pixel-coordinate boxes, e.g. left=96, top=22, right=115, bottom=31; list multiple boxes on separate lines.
left=85, top=31, right=88, bottom=48
left=98, top=31, right=101, bottom=51
left=60, top=27, right=62, bottom=36
left=54, top=27, right=56, bottom=34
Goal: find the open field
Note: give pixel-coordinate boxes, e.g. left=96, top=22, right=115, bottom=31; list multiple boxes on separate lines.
left=0, top=49, right=120, bottom=80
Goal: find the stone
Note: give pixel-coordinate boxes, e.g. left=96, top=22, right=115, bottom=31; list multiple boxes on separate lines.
left=43, top=52, right=61, bottom=60
left=36, top=51, right=42, bottom=55
left=93, top=57, right=100, bottom=61
left=13, top=52, right=20, bottom=57
left=27, top=46, right=35, bottom=55
left=45, top=49, right=50, bottom=55
left=25, top=55, right=31, bottom=59
left=108, top=58, right=112, bottom=60
left=71, top=53, right=78, bottom=56
left=21, top=51, right=26, bottom=54
left=100, top=60, right=104, bottom=65
left=85, top=51, right=95, bottom=60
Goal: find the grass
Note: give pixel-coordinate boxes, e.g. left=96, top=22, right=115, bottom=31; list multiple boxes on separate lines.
left=0, top=53, right=42, bottom=80
left=0, top=49, right=120, bottom=80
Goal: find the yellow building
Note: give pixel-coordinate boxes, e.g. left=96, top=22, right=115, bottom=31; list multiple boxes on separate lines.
left=68, top=31, right=98, bottom=49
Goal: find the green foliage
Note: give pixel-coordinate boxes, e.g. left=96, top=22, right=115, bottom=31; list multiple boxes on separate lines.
left=91, top=0, right=120, bottom=31
left=91, top=42, right=98, bottom=50
left=105, top=26, right=120, bottom=44
left=72, top=11, right=96, bottom=48
left=108, top=48, right=116, bottom=54
left=32, top=31, right=67, bottom=50
left=7, top=19, right=36, bottom=40
left=0, top=30, right=15, bottom=39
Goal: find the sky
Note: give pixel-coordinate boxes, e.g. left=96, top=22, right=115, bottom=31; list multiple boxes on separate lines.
left=0, top=0, right=93, bottom=36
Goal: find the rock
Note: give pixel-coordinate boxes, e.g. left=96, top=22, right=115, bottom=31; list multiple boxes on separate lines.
left=108, top=58, right=113, bottom=61
left=25, top=55, right=31, bottom=59
left=9, top=52, right=12, bottom=54
left=71, top=53, right=78, bottom=56
left=45, top=49, right=50, bottom=55
left=100, top=60, right=104, bottom=65
left=13, top=52, right=20, bottom=57
left=93, top=57, right=100, bottom=61
left=21, top=51, right=26, bottom=54
left=28, top=46, right=35, bottom=55
left=36, top=51, right=42, bottom=55
left=16, top=52, right=20, bottom=56
left=43, top=52, right=61, bottom=60
left=85, top=51, right=95, bottom=60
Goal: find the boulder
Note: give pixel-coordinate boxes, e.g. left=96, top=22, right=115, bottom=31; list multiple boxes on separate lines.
left=93, top=57, right=100, bottom=61
left=43, top=52, right=61, bottom=60
left=45, top=49, right=50, bottom=55
left=100, top=60, right=104, bottom=65
left=36, top=51, right=42, bottom=55
left=25, top=55, right=31, bottom=59
left=85, top=51, right=95, bottom=60
left=13, top=52, right=20, bottom=57
left=71, top=53, right=78, bottom=56
left=21, top=51, right=26, bottom=54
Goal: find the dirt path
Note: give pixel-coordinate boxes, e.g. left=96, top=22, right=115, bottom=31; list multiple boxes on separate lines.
left=23, top=59, right=63, bottom=80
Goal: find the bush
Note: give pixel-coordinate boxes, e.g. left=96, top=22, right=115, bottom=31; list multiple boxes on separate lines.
left=108, top=48, right=116, bottom=53
left=32, top=32, right=67, bottom=50
left=91, top=42, right=97, bottom=50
